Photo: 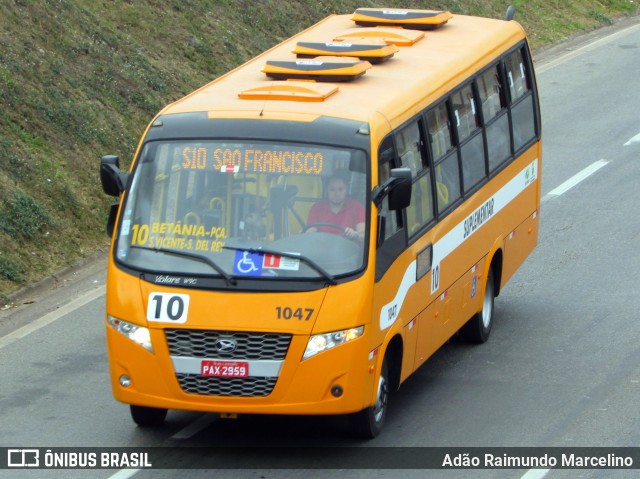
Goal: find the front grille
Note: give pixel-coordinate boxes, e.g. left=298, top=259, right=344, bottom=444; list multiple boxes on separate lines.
left=165, top=329, right=292, bottom=397
left=165, top=329, right=291, bottom=360
left=176, top=374, right=277, bottom=397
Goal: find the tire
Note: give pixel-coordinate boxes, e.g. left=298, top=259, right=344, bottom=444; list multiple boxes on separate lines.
left=461, top=267, right=495, bottom=344
left=350, top=360, right=389, bottom=439
left=130, top=405, right=168, bottom=427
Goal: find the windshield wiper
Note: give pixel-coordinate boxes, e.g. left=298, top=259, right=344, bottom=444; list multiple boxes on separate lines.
left=129, top=245, right=237, bottom=286
left=222, top=245, right=337, bottom=285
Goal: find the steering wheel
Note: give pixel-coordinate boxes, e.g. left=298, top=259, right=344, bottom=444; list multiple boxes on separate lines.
left=303, top=222, right=347, bottom=234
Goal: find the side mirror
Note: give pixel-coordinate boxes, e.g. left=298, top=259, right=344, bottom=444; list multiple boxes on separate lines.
left=372, top=167, right=412, bottom=210
left=100, top=155, right=129, bottom=197
left=387, top=168, right=412, bottom=210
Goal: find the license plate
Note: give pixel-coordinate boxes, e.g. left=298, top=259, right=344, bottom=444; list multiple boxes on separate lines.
left=201, top=360, right=249, bottom=378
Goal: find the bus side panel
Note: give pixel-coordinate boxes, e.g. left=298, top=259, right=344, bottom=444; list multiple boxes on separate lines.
left=502, top=210, right=539, bottom=285
left=401, top=155, right=540, bottom=380
left=371, top=247, right=434, bottom=388
left=413, top=257, right=486, bottom=372
left=413, top=297, right=440, bottom=371
left=400, top=317, right=418, bottom=384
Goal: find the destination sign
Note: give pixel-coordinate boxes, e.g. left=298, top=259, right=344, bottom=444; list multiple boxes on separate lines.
left=181, top=146, right=324, bottom=175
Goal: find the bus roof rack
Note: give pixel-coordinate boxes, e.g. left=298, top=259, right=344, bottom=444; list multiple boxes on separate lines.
left=262, top=57, right=372, bottom=82
left=351, top=8, right=453, bottom=30
left=293, top=40, right=399, bottom=64
left=334, top=28, right=424, bottom=47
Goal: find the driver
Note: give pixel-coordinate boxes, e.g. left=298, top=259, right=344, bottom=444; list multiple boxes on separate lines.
left=306, top=174, right=365, bottom=241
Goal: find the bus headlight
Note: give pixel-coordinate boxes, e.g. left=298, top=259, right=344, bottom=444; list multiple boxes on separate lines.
left=107, top=316, right=154, bottom=353
left=303, top=326, right=364, bottom=360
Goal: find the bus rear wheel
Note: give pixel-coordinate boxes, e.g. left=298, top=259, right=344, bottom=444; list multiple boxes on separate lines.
left=130, top=405, right=168, bottom=427
left=461, top=267, right=495, bottom=343
left=350, top=359, right=389, bottom=438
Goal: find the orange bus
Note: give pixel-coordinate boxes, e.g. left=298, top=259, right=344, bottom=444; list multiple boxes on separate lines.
left=100, top=7, right=541, bottom=438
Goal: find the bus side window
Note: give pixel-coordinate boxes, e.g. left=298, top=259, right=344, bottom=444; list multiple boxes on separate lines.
left=505, top=48, right=529, bottom=101
left=377, top=137, right=402, bottom=242
left=426, top=102, right=453, bottom=160
left=375, top=135, right=407, bottom=280
left=478, top=64, right=511, bottom=172
left=452, top=83, right=486, bottom=194
left=505, top=47, right=537, bottom=152
left=427, top=102, right=461, bottom=214
left=396, top=119, right=434, bottom=236
left=396, top=121, right=423, bottom=177
left=451, top=85, right=479, bottom=140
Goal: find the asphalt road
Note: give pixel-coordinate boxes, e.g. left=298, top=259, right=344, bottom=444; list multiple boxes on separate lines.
left=1, top=15, right=640, bottom=479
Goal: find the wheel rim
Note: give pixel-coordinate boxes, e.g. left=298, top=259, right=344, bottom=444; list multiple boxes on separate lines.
left=482, top=279, right=494, bottom=329
left=372, top=372, right=388, bottom=423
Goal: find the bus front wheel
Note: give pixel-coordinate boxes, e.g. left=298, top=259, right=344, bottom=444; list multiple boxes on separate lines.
left=350, top=359, right=389, bottom=438
left=462, top=267, right=495, bottom=343
left=130, top=405, right=168, bottom=427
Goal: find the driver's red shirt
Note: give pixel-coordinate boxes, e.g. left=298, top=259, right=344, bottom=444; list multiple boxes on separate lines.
left=307, top=198, right=365, bottom=233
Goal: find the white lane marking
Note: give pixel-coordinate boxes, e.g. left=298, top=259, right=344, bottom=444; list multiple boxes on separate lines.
left=624, top=132, right=640, bottom=146
left=537, top=21, right=640, bottom=73
left=0, top=287, right=105, bottom=350
left=107, top=470, right=141, bottom=479
left=171, top=414, right=218, bottom=440
left=106, top=413, right=217, bottom=479
left=543, top=159, right=610, bottom=200
left=520, top=469, right=550, bottom=479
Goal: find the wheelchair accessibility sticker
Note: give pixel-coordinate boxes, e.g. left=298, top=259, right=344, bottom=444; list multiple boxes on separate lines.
left=234, top=251, right=263, bottom=276
left=233, top=251, right=301, bottom=276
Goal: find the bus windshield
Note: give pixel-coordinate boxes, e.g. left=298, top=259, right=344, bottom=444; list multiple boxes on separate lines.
left=115, top=140, right=369, bottom=284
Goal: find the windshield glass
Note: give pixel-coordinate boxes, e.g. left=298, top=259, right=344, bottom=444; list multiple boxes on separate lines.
left=115, top=140, right=369, bottom=283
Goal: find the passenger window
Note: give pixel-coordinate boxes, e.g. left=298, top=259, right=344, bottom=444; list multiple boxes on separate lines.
left=377, top=137, right=402, bottom=242
left=452, top=83, right=485, bottom=193
left=478, top=64, right=511, bottom=172
left=505, top=48, right=530, bottom=102
left=426, top=103, right=453, bottom=161
left=487, top=115, right=511, bottom=172
left=379, top=160, right=391, bottom=184
left=478, top=66, right=505, bottom=123
left=396, top=121, right=423, bottom=178
left=512, top=95, right=536, bottom=151
left=434, top=152, right=461, bottom=214
left=397, top=119, right=434, bottom=236
left=380, top=195, right=400, bottom=241
left=505, top=47, right=537, bottom=152
left=406, top=172, right=434, bottom=235
left=451, top=84, right=479, bottom=142
left=460, top=134, right=485, bottom=192
left=375, top=136, right=407, bottom=279
left=427, top=102, right=461, bottom=214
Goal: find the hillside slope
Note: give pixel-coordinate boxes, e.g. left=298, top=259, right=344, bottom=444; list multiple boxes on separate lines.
left=0, top=0, right=637, bottom=301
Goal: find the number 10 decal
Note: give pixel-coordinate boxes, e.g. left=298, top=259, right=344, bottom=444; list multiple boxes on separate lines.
left=147, top=292, right=190, bottom=323
left=431, top=263, right=440, bottom=294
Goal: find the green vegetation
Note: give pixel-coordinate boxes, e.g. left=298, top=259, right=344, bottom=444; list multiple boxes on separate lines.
left=0, top=0, right=637, bottom=301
